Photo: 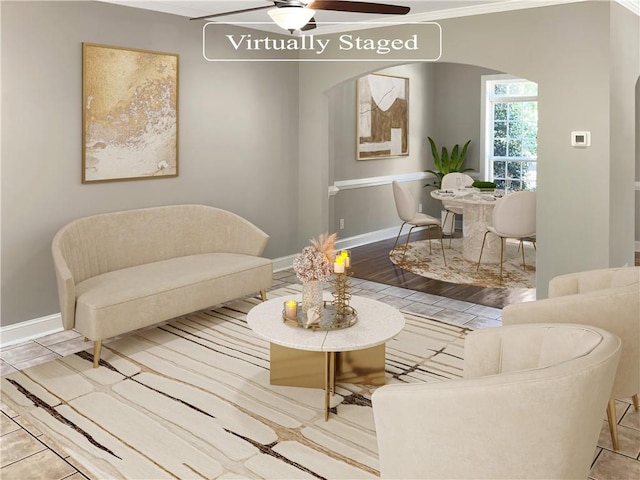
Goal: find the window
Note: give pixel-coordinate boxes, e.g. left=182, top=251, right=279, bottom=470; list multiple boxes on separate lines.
left=482, top=76, right=538, bottom=190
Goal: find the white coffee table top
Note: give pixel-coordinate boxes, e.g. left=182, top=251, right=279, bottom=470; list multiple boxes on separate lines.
left=247, top=293, right=405, bottom=352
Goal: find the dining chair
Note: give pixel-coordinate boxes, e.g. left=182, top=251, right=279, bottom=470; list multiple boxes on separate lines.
left=476, top=190, right=536, bottom=284
left=391, top=181, right=446, bottom=266
left=440, top=173, right=474, bottom=246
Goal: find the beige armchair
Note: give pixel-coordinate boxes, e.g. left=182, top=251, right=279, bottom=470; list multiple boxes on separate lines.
left=372, top=324, right=621, bottom=479
left=502, top=266, right=640, bottom=451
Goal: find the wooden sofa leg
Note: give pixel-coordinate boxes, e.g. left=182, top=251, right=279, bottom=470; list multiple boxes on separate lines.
left=632, top=393, right=639, bottom=411
left=260, top=290, right=267, bottom=302
left=93, top=340, right=102, bottom=368
left=606, top=399, right=620, bottom=451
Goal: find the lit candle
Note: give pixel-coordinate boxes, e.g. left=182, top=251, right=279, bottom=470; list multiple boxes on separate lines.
left=334, top=257, right=345, bottom=274
left=342, top=250, right=351, bottom=269
left=284, top=300, right=297, bottom=319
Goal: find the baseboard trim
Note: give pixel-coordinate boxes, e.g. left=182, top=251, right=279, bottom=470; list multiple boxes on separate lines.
left=0, top=313, right=63, bottom=349
left=272, top=254, right=297, bottom=272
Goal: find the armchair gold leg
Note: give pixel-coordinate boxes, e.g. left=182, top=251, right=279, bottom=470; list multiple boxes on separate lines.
left=260, top=290, right=267, bottom=302
left=606, top=399, right=620, bottom=451
left=93, top=340, right=102, bottom=368
left=633, top=393, right=639, bottom=411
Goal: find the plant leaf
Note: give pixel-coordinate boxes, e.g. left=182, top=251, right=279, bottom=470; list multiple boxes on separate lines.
left=428, top=137, right=441, bottom=172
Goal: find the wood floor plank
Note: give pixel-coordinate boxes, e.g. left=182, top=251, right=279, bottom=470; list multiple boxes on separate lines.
left=350, top=231, right=640, bottom=309
left=349, top=229, right=534, bottom=309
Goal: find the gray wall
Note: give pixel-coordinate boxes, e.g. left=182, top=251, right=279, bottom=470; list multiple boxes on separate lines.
left=1, top=1, right=300, bottom=326
left=1, top=1, right=638, bottom=328
left=431, top=63, right=502, bottom=174
left=328, top=62, right=436, bottom=237
left=297, top=1, right=639, bottom=298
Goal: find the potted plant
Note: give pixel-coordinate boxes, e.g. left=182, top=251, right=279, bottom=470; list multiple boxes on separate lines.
left=424, top=137, right=473, bottom=189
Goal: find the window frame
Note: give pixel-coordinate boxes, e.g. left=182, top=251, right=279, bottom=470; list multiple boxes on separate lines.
left=480, top=74, right=538, bottom=190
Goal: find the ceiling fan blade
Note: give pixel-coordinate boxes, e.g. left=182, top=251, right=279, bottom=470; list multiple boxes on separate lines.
left=300, top=17, right=317, bottom=31
left=189, top=5, right=272, bottom=21
left=307, top=1, right=410, bottom=15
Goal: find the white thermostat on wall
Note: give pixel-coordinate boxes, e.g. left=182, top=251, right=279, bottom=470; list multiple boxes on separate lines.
left=571, top=131, right=591, bottom=147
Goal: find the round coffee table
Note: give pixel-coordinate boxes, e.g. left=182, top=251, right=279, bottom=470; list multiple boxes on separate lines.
left=247, top=293, right=405, bottom=420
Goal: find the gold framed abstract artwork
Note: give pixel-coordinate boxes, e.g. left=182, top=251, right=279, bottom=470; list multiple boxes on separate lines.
left=82, top=43, right=179, bottom=183
left=357, top=73, right=409, bottom=160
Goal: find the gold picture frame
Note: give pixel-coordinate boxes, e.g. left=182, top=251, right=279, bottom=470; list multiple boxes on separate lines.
left=82, top=43, right=179, bottom=183
left=357, top=73, right=409, bottom=160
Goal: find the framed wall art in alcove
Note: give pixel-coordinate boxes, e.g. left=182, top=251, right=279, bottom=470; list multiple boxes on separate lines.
left=357, top=73, right=409, bottom=160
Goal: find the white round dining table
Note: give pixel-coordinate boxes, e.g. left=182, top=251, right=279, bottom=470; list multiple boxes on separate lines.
left=431, top=188, right=503, bottom=263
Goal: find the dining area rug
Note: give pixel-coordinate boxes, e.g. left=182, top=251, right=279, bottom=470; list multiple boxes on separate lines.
left=389, top=238, right=536, bottom=289
left=0, top=286, right=469, bottom=479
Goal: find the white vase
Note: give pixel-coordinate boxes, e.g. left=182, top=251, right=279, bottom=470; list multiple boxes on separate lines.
left=301, top=280, right=323, bottom=323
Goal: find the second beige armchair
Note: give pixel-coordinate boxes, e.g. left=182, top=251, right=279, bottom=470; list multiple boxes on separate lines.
left=502, top=266, right=640, bottom=451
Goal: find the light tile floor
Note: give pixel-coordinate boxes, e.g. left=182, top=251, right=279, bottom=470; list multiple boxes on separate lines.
left=1, top=270, right=638, bottom=479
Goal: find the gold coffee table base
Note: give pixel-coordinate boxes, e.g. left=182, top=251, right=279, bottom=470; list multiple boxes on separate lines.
left=269, top=343, right=386, bottom=420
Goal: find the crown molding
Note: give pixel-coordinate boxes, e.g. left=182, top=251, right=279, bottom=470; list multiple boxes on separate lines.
left=615, top=0, right=640, bottom=15
left=402, top=0, right=589, bottom=23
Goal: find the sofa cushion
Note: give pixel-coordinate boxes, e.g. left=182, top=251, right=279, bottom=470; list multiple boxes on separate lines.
left=75, top=253, right=272, bottom=340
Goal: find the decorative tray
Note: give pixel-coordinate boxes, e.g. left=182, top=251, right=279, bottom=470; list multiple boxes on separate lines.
left=283, top=301, right=358, bottom=331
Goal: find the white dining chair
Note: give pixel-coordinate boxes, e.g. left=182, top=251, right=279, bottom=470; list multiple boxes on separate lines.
left=440, top=173, right=474, bottom=246
left=391, top=181, right=446, bottom=266
left=476, top=190, right=536, bottom=284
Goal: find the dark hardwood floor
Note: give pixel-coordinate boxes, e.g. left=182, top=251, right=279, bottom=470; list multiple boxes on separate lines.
left=349, top=230, right=640, bottom=310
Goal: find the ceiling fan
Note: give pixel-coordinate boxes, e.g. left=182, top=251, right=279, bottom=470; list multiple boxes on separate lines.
left=190, top=1, right=411, bottom=33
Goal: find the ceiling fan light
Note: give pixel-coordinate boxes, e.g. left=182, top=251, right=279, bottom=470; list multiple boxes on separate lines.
left=268, top=7, right=315, bottom=31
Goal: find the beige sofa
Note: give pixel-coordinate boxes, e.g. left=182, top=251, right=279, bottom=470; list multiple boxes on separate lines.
left=372, top=323, right=621, bottom=479
left=52, top=204, right=273, bottom=367
left=502, top=266, right=640, bottom=450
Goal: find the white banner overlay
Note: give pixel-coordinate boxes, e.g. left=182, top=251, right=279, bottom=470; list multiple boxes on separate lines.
left=202, top=22, right=442, bottom=62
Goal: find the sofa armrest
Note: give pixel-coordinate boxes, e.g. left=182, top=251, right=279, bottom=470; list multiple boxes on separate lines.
left=51, top=245, right=76, bottom=330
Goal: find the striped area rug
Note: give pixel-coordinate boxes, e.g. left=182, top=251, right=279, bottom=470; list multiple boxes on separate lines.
left=1, top=286, right=471, bottom=479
